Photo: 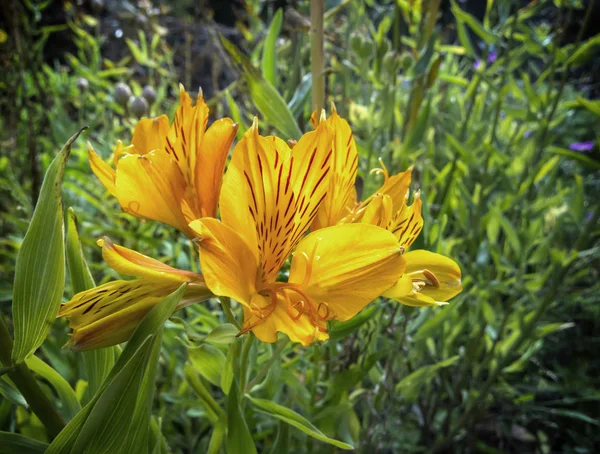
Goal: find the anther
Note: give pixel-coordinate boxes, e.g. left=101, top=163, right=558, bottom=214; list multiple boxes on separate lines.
left=422, top=269, right=440, bottom=288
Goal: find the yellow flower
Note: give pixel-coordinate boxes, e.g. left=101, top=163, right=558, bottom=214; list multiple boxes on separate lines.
left=311, top=107, right=462, bottom=307
left=88, top=85, right=238, bottom=238
left=59, top=237, right=212, bottom=350
left=191, top=118, right=406, bottom=346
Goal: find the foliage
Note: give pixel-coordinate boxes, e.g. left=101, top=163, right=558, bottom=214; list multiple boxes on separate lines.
left=1, top=0, right=599, bottom=453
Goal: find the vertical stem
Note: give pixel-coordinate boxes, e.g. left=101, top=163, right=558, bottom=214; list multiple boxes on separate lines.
left=310, top=0, right=325, bottom=113
left=0, top=317, right=65, bottom=438
left=238, top=334, right=254, bottom=397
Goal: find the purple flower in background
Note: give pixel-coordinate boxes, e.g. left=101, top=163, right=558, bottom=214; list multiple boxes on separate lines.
left=524, top=130, right=533, bottom=139
left=488, top=51, right=498, bottom=63
left=569, top=141, right=595, bottom=151
left=474, top=60, right=482, bottom=70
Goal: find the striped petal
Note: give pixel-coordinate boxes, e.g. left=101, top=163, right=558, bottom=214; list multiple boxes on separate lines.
left=219, top=118, right=334, bottom=283
left=131, top=115, right=169, bottom=154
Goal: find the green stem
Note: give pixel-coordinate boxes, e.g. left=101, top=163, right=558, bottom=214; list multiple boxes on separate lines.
left=238, top=334, right=254, bottom=397
left=310, top=0, right=325, bottom=113
left=219, top=297, right=241, bottom=330
left=0, top=317, right=65, bottom=438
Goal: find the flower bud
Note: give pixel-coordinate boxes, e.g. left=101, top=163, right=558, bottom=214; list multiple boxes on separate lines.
left=129, top=96, right=148, bottom=118
left=114, top=82, right=132, bottom=106
left=401, top=53, right=414, bottom=71
left=76, top=77, right=89, bottom=91
left=142, top=85, right=157, bottom=104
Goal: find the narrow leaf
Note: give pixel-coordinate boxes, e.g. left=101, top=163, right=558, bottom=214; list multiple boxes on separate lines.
left=220, top=35, right=302, bottom=140
left=66, top=208, right=116, bottom=398
left=247, top=396, right=354, bottom=450
left=227, top=381, right=257, bottom=454
left=261, top=9, right=283, bottom=85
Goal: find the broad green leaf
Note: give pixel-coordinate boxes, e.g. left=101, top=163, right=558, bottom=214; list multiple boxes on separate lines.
left=46, top=285, right=186, bottom=454
left=66, top=208, right=117, bottom=398
left=547, top=146, right=600, bottom=170
left=0, top=431, right=48, bottom=453
left=395, top=356, right=459, bottom=401
left=329, top=305, right=378, bottom=341
left=204, top=323, right=239, bottom=345
left=454, top=14, right=475, bottom=56
left=247, top=396, right=354, bottom=450
left=220, top=35, right=302, bottom=140
left=25, top=356, right=80, bottom=419
left=261, top=9, right=283, bottom=86
left=11, top=129, right=85, bottom=363
left=227, top=381, right=256, bottom=454
left=189, top=344, right=226, bottom=387
left=451, top=0, right=497, bottom=44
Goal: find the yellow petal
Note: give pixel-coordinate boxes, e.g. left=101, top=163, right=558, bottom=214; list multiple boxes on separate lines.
left=404, top=250, right=462, bottom=301
left=88, top=144, right=117, bottom=197
left=382, top=273, right=413, bottom=299
left=131, top=115, right=169, bottom=154
left=242, top=293, right=328, bottom=346
left=311, top=106, right=358, bottom=230
left=190, top=217, right=259, bottom=306
left=361, top=193, right=393, bottom=228
left=389, top=250, right=462, bottom=307
left=59, top=280, right=211, bottom=350
left=288, top=223, right=406, bottom=322
left=388, top=192, right=423, bottom=248
left=166, top=86, right=209, bottom=193
left=195, top=118, right=238, bottom=218
left=115, top=151, right=191, bottom=236
left=220, top=118, right=334, bottom=283
left=98, top=237, right=204, bottom=284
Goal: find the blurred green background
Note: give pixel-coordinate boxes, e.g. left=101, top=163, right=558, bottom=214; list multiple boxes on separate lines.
left=1, top=0, right=599, bottom=452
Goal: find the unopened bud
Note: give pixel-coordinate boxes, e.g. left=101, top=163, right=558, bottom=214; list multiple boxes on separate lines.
left=142, top=85, right=157, bottom=104
left=129, top=96, right=148, bottom=118
left=114, top=82, right=132, bottom=106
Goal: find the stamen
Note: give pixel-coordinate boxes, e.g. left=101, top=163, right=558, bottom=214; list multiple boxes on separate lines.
left=423, top=269, right=440, bottom=288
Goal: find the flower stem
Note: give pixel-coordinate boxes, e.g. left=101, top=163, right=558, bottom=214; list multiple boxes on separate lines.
left=219, top=297, right=241, bottom=330
left=310, top=0, right=325, bottom=113
left=238, top=334, right=255, bottom=398
left=0, top=317, right=65, bottom=438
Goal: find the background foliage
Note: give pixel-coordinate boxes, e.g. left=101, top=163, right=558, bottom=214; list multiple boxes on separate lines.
left=1, top=0, right=599, bottom=452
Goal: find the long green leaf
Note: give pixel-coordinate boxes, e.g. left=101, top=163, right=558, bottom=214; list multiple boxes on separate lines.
left=451, top=0, right=497, bottom=44
left=261, top=9, right=283, bottom=86
left=189, top=344, right=226, bottom=387
left=395, top=356, right=459, bottom=401
left=247, top=396, right=354, bottom=450
left=547, top=146, right=600, bottom=170
left=220, top=35, right=302, bottom=140
left=11, top=129, right=86, bottom=363
left=66, top=208, right=117, bottom=398
left=0, top=431, right=48, bottom=453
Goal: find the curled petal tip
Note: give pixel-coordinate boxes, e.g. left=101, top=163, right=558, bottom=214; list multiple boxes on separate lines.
left=251, top=116, right=259, bottom=132
left=330, top=101, right=337, bottom=113
left=198, top=86, right=204, bottom=99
